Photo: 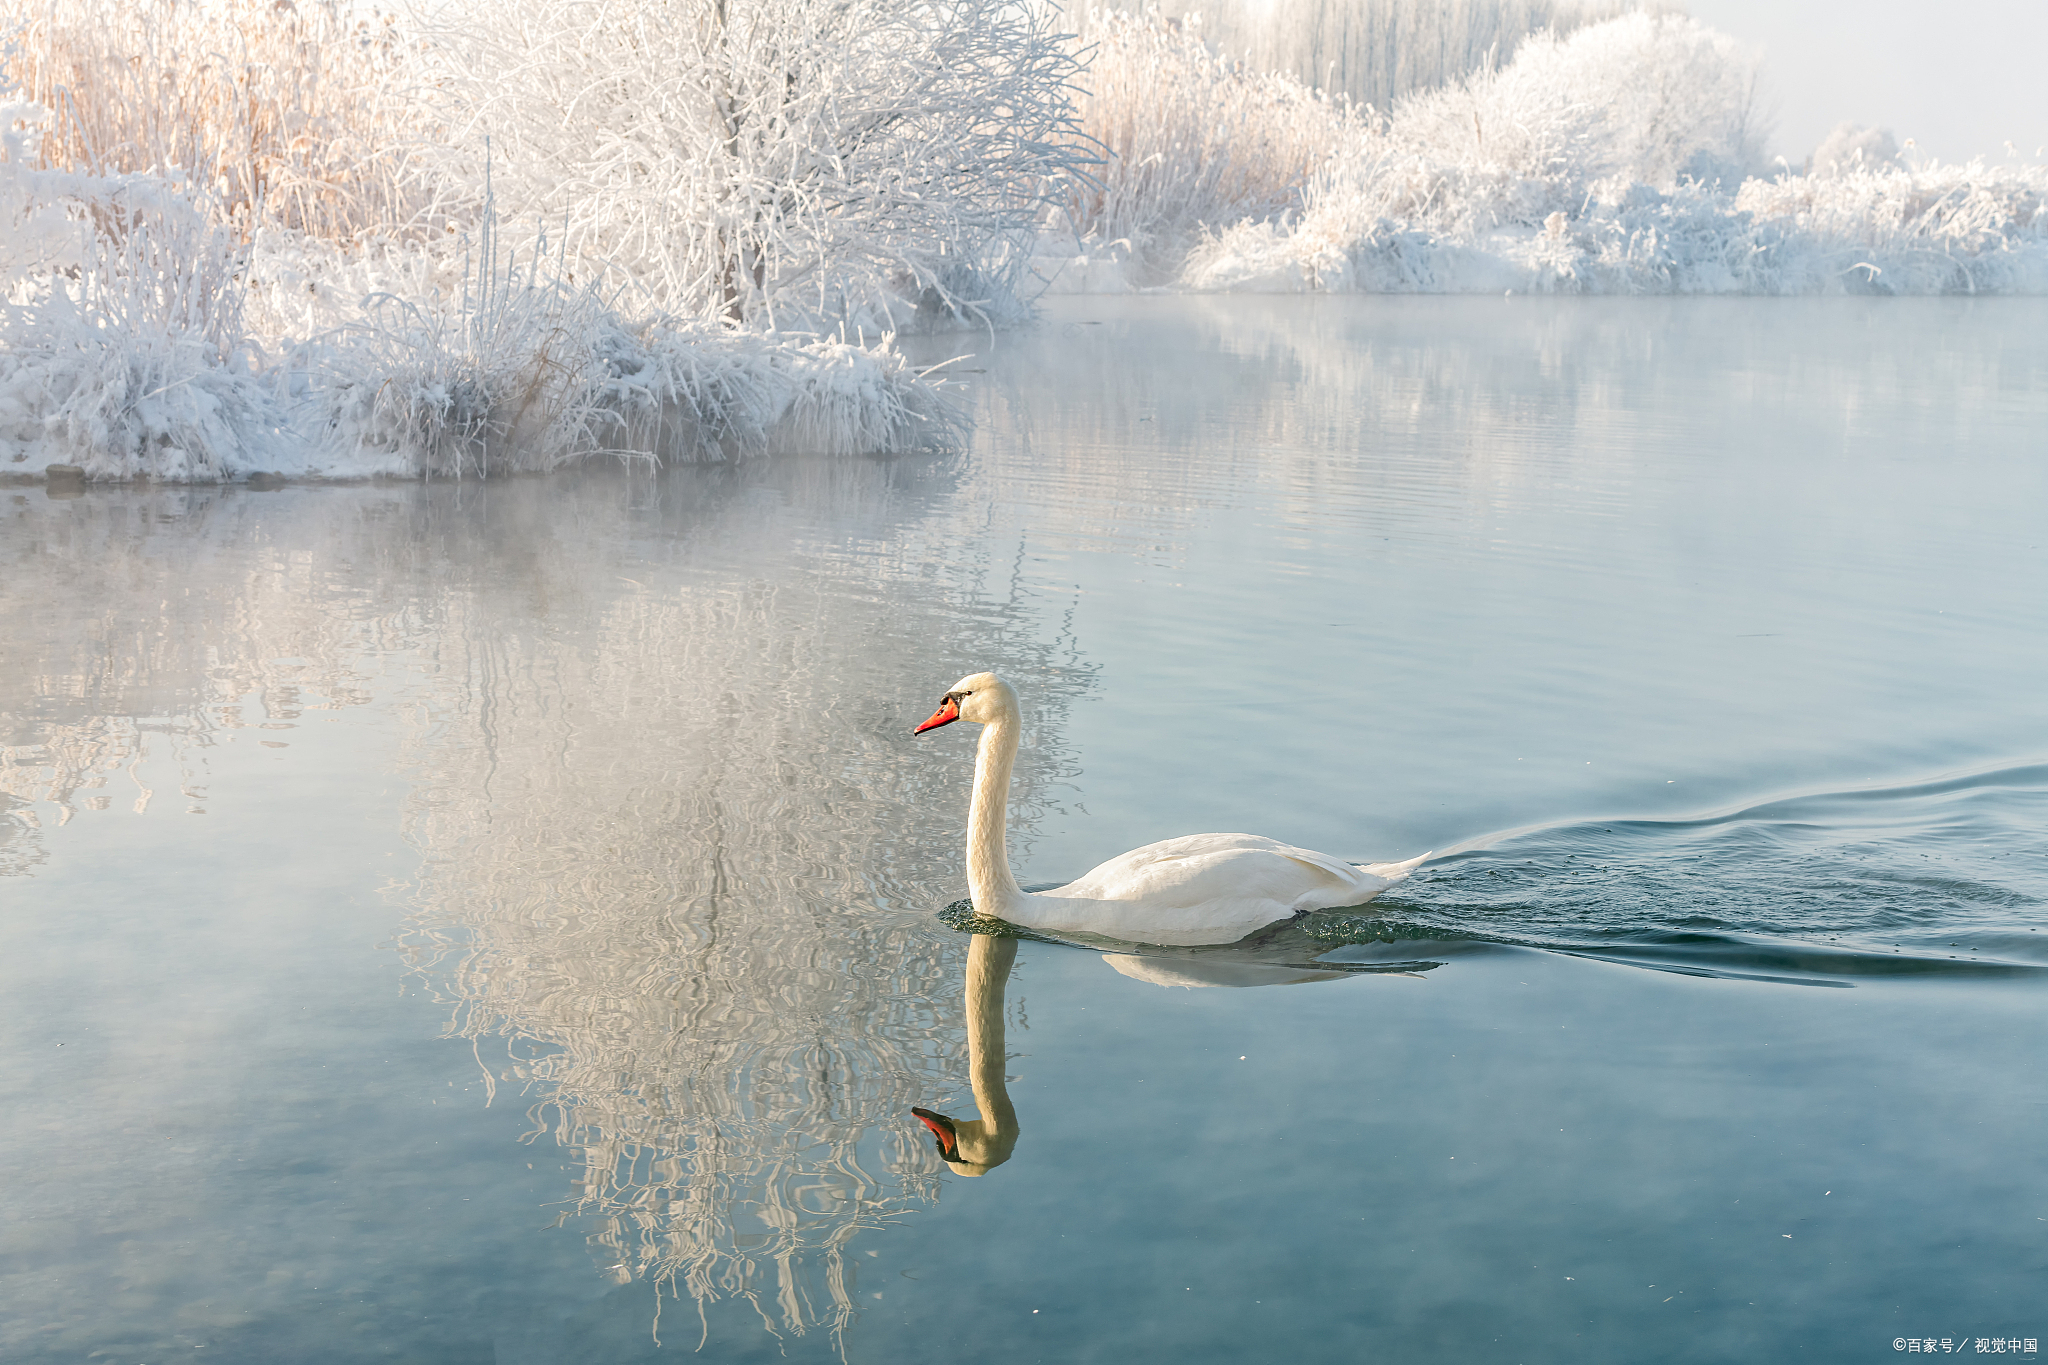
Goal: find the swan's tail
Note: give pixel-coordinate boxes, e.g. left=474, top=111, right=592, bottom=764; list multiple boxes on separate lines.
left=1357, top=850, right=1431, bottom=884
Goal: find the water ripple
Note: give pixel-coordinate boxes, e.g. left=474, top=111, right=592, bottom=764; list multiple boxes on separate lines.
left=1318, top=760, right=2048, bottom=981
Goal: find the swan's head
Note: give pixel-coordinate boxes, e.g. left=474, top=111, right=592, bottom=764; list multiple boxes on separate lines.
left=912, top=672, right=1015, bottom=734
left=911, top=1105, right=1017, bottom=1176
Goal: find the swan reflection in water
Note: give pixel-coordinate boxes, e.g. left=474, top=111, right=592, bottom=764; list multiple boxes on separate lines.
left=912, top=935, right=1022, bottom=1176
left=912, top=931, right=1426, bottom=1177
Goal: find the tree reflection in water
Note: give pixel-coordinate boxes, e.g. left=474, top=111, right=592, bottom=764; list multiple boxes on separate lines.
left=3, top=461, right=1094, bottom=1350
left=380, top=462, right=1090, bottom=1347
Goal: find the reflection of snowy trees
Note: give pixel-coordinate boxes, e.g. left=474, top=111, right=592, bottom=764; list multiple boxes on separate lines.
left=1, top=461, right=1094, bottom=1343
left=373, top=467, right=1088, bottom=1343
left=0, top=488, right=398, bottom=824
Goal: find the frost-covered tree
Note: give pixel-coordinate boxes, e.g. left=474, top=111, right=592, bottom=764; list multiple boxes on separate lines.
left=1375, top=12, right=1768, bottom=201
left=421, top=0, right=1093, bottom=329
left=1081, top=0, right=1632, bottom=112
left=1808, top=123, right=1901, bottom=177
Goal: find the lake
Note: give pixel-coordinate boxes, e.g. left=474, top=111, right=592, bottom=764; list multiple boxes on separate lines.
left=3, top=296, right=2046, bottom=1363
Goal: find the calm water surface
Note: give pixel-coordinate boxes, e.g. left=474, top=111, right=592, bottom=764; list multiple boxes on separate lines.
left=3, top=297, right=2046, bottom=1363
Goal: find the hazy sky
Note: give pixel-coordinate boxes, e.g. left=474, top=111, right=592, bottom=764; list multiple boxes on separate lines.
left=1686, top=0, right=2048, bottom=164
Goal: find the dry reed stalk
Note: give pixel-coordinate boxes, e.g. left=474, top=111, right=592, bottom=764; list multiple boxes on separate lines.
left=9, top=0, right=445, bottom=243
left=1061, top=11, right=1349, bottom=279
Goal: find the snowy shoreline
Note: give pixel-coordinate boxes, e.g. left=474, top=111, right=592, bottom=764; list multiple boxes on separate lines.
left=7, top=4, right=2044, bottom=485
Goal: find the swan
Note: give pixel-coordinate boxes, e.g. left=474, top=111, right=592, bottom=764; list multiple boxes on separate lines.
left=908, top=931, right=1365, bottom=1176
left=912, top=671, right=1427, bottom=946
left=912, top=933, right=1019, bottom=1176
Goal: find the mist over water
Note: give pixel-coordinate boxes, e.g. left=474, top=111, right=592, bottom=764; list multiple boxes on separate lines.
left=4, top=296, right=2047, bottom=1362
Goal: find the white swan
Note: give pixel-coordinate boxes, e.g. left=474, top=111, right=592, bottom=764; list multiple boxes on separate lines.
left=913, top=671, right=1427, bottom=946
left=912, top=933, right=1020, bottom=1176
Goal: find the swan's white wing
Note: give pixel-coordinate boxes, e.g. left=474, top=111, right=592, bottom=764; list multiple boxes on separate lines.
left=1021, top=835, right=1428, bottom=946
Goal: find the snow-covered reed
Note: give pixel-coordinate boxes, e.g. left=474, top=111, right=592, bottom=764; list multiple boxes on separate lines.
left=7, top=0, right=440, bottom=243
left=1057, top=11, right=1351, bottom=282
left=1177, top=12, right=2048, bottom=295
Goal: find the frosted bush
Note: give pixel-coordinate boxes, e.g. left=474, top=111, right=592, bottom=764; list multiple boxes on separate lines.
left=1177, top=11, right=2048, bottom=297
left=0, top=311, right=285, bottom=481
left=1, top=108, right=289, bottom=477
left=1330, top=12, right=1766, bottom=239
left=1734, top=163, right=2048, bottom=294
left=416, top=0, right=1091, bottom=329
left=1185, top=12, right=1769, bottom=289
left=1, top=0, right=976, bottom=482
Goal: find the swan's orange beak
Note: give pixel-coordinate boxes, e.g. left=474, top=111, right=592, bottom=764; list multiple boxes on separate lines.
left=913, top=697, right=959, bottom=734
left=912, top=1107, right=960, bottom=1159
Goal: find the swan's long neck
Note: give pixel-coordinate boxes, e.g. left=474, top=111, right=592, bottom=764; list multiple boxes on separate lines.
left=965, top=934, right=1018, bottom=1139
left=967, top=709, right=1029, bottom=919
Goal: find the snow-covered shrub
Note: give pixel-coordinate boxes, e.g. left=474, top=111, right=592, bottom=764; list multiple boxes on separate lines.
left=1184, top=12, right=1782, bottom=293
left=1, top=104, right=288, bottom=478
left=415, top=0, right=1092, bottom=329
left=1735, top=162, right=2048, bottom=294
left=1463, top=15, right=1753, bottom=182
left=1, top=0, right=973, bottom=482
left=1060, top=10, right=1351, bottom=282
left=1336, top=12, right=1765, bottom=236
left=318, top=244, right=963, bottom=476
